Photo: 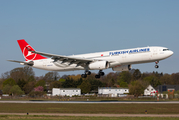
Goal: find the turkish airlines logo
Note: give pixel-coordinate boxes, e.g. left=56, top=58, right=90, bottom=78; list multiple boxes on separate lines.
left=23, top=45, right=37, bottom=61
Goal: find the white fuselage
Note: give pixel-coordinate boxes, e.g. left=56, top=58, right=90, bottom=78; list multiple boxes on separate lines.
left=28, top=46, right=173, bottom=71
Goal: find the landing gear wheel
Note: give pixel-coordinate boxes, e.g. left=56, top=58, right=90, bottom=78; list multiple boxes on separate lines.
left=85, top=71, right=91, bottom=75
left=100, top=72, right=105, bottom=76
left=155, top=65, right=159, bottom=68
left=81, top=74, right=87, bottom=78
left=95, top=75, right=100, bottom=79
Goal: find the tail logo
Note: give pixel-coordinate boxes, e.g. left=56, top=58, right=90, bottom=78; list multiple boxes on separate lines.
left=23, top=45, right=37, bottom=61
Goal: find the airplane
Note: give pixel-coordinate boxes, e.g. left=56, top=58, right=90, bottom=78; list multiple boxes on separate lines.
left=8, top=39, right=174, bottom=79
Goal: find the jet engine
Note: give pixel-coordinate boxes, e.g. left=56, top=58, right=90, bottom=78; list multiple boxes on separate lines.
left=112, top=65, right=131, bottom=71
left=88, top=61, right=109, bottom=70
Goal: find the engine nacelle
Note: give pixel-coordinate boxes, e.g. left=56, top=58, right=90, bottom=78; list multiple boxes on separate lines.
left=112, top=65, right=131, bottom=71
left=89, top=61, right=109, bottom=70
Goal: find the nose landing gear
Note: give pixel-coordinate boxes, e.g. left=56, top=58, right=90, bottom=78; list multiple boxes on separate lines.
left=155, top=61, right=159, bottom=68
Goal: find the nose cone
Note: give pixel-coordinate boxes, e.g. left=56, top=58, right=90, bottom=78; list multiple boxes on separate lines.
left=167, top=50, right=174, bottom=58
left=170, top=51, right=174, bottom=56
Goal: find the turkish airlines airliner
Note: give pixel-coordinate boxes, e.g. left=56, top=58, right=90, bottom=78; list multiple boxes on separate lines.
left=8, top=39, right=173, bottom=78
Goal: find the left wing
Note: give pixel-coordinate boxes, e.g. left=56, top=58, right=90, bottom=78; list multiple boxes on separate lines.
left=31, top=50, right=97, bottom=66
left=7, top=60, right=34, bottom=66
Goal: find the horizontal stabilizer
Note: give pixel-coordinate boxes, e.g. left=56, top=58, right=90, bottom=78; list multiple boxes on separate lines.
left=7, top=60, right=34, bottom=66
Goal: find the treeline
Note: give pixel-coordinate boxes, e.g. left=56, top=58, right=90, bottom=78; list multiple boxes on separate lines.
left=0, top=66, right=179, bottom=96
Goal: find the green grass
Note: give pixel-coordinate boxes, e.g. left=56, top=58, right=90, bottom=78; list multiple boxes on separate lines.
left=0, top=103, right=179, bottom=114
left=1, top=96, right=179, bottom=102
left=0, top=116, right=179, bottom=120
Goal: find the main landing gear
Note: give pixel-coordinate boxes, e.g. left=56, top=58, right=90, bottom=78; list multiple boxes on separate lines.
left=81, top=70, right=91, bottom=78
left=95, top=70, right=105, bottom=79
left=81, top=70, right=105, bottom=79
left=155, top=61, right=159, bottom=68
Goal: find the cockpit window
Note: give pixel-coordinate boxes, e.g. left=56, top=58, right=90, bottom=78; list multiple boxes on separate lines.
left=163, top=49, right=169, bottom=51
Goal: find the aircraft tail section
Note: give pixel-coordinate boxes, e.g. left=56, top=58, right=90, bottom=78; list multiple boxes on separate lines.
left=17, top=39, right=47, bottom=61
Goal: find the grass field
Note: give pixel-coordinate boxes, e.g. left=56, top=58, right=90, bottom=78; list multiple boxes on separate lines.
left=0, top=115, right=179, bottom=120
left=0, top=103, right=179, bottom=114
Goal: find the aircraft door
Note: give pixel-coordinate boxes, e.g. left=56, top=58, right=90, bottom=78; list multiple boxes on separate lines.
left=152, top=48, right=158, bottom=59
left=43, top=60, right=48, bottom=68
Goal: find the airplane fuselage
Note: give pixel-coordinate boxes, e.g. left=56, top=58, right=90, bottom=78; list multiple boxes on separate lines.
left=28, top=46, right=173, bottom=71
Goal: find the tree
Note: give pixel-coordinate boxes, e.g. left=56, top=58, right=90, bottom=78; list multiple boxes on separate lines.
left=34, top=86, right=44, bottom=92
left=0, top=80, right=3, bottom=89
left=68, top=74, right=81, bottom=81
left=132, top=69, right=141, bottom=80
left=43, top=72, right=60, bottom=82
left=89, top=79, right=103, bottom=91
left=28, top=91, right=44, bottom=97
left=50, top=81, right=62, bottom=89
left=28, top=76, right=35, bottom=82
left=129, top=80, right=145, bottom=97
left=3, top=78, right=16, bottom=87
left=28, top=86, right=44, bottom=97
left=35, top=80, right=46, bottom=89
left=1, top=71, right=10, bottom=80
left=2, top=84, right=11, bottom=94
left=103, top=72, right=117, bottom=87
left=10, top=66, right=35, bottom=82
left=120, top=81, right=128, bottom=87
left=59, top=78, right=66, bottom=82
left=171, top=73, right=179, bottom=85
left=10, top=85, right=24, bottom=96
left=118, top=71, right=132, bottom=84
left=62, top=78, right=76, bottom=88
left=23, top=66, right=35, bottom=80
left=17, top=79, right=27, bottom=91
left=143, top=76, right=161, bottom=88
left=23, top=81, right=35, bottom=94
left=78, top=80, right=91, bottom=94
left=61, top=74, right=69, bottom=79
left=160, top=74, right=172, bottom=85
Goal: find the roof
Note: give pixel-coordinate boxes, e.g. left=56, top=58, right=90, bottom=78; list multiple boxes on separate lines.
left=60, top=88, right=81, bottom=90
left=53, top=88, right=81, bottom=90
left=145, top=85, right=156, bottom=91
left=98, top=87, right=129, bottom=89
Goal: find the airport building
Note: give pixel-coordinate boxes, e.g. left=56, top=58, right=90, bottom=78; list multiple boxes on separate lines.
left=155, top=85, right=179, bottom=93
left=98, top=87, right=129, bottom=97
left=52, top=88, right=81, bottom=97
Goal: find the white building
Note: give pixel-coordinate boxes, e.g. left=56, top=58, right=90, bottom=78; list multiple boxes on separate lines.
left=52, top=88, right=81, bottom=97
left=144, top=85, right=156, bottom=96
left=98, top=87, right=129, bottom=97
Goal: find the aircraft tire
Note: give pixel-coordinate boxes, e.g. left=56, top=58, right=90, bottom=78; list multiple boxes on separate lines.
left=155, top=65, right=159, bottom=68
left=95, top=75, right=100, bottom=79
left=81, top=74, right=87, bottom=78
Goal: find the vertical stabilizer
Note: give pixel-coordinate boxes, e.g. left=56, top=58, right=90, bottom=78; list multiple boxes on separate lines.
left=17, top=39, right=47, bottom=61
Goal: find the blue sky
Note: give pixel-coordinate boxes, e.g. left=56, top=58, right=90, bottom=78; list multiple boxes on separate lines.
left=0, top=0, right=178, bottom=77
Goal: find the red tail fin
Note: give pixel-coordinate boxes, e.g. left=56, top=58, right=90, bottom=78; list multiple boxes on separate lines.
left=17, top=39, right=47, bottom=61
